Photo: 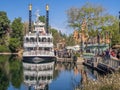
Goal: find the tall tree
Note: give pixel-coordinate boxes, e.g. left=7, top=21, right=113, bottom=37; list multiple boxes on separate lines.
left=66, top=34, right=75, bottom=46
left=50, top=28, right=62, bottom=46
left=67, top=2, right=118, bottom=45
left=11, top=17, right=23, bottom=40
left=0, top=11, right=10, bottom=45
left=9, top=17, right=23, bottom=52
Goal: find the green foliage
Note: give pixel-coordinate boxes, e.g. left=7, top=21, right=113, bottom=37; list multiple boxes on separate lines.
left=0, top=55, right=10, bottom=63
left=0, top=55, right=23, bottom=89
left=0, top=68, right=9, bottom=90
left=50, top=28, right=62, bottom=46
left=50, top=28, right=75, bottom=47
left=110, top=21, right=120, bottom=45
left=9, top=59, right=23, bottom=88
left=9, top=17, right=23, bottom=52
left=0, top=45, right=10, bottom=52
left=0, top=55, right=10, bottom=90
left=66, top=34, right=75, bottom=46
left=0, top=11, right=10, bottom=45
left=0, top=11, right=10, bottom=36
left=67, top=2, right=120, bottom=45
left=39, top=16, right=45, bottom=23
left=67, top=3, right=114, bottom=31
left=11, top=17, right=23, bottom=40
left=9, top=38, right=21, bottom=52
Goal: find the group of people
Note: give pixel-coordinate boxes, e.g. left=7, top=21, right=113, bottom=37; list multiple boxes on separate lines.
left=110, top=49, right=120, bottom=59
left=102, top=49, right=120, bottom=60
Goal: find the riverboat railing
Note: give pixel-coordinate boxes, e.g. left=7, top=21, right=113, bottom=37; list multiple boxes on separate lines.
left=23, top=50, right=54, bottom=56
left=25, top=33, right=52, bottom=37
left=24, top=42, right=53, bottom=47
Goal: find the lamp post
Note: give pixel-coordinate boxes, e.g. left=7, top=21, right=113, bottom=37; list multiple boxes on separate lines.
left=46, top=4, right=49, bottom=33
left=29, top=4, right=32, bottom=32
left=109, top=32, right=112, bottom=49
left=97, top=32, right=100, bottom=55
left=105, top=31, right=106, bottom=45
left=80, top=33, right=83, bottom=54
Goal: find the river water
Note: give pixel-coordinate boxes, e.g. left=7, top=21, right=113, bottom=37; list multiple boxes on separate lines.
left=0, top=55, right=102, bottom=90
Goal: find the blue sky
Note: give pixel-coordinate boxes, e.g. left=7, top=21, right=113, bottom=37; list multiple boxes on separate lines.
left=0, top=0, right=120, bottom=34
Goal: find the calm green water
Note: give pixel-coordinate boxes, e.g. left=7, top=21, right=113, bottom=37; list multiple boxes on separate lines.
left=0, top=55, right=100, bottom=90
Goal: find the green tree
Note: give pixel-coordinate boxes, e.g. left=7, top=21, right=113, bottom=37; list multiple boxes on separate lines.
left=110, top=20, right=120, bottom=45
left=50, top=28, right=75, bottom=47
left=11, top=17, right=23, bottom=40
left=67, top=2, right=119, bottom=45
left=66, top=34, right=75, bottom=46
left=9, top=17, right=23, bottom=52
left=50, top=28, right=62, bottom=46
left=39, top=16, right=46, bottom=23
left=0, top=11, right=10, bottom=45
left=9, top=38, right=21, bottom=52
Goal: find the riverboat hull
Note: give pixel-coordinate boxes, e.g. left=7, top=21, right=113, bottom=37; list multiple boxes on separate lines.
left=22, top=56, right=56, bottom=63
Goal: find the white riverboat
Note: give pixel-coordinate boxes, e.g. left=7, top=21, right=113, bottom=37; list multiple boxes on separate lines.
left=23, top=4, right=56, bottom=63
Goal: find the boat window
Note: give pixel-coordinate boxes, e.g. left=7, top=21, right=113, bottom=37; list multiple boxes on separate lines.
left=39, top=47, right=42, bottom=50
left=44, top=47, right=50, bottom=51
left=25, top=75, right=29, bottom=80
left=30, top=76, right=35, bottom=80
left=30, top=38, right=33, bottom=42
left=42, top=38, right=46, bottom=42
left=26, top=38, right=29, bottom=43
left=30, top=38, right=37, bottom=43
left=48, top=38, right=50, bottom=42
left=39, top=38, right=41, bottom=42
left=47, top=76, right=51, bottom=80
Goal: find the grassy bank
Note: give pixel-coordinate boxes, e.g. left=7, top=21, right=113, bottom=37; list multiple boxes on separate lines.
left=82, top=72, right=120, bottom=90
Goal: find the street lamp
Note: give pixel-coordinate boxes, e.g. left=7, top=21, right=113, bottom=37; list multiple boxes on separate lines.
left=109, top=32, right=112, bottom=49
left=97, top=32, right=100, bottom=55
left=80, top=33, right=83, bottom=54
left=105, top=31, right=107, bottom=45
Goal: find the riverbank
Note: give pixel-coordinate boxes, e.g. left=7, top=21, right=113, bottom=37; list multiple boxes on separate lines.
left=0, top=50, right=23, bottom=57
left=0, top=52, right=18, bottom=55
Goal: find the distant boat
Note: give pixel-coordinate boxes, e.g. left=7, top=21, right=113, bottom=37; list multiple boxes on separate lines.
left=23, top=4, right=56, bottom=63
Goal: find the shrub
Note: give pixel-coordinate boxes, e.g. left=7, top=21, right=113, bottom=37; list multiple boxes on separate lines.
left=0, top=45, right=11, bottom=52
left=82, top=72, right=120, bottom=90
left=9, top=38, right=21, bottom=52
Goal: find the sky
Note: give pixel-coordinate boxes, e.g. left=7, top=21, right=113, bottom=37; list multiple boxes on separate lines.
left=0, top=0, right=120, bottom=34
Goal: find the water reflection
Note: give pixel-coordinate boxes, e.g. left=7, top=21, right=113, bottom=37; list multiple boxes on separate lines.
left=0, top=55, right=23, bottom=90
left=51, top=62, right=82, bottom=90
left=22, top=61, right=54, bottom=90
left=0, top=55, right=104, bottom=90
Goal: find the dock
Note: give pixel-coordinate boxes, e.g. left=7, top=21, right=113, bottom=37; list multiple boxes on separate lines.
left=56, top=54, right=120, bottom=74
left=56, top=56, right=84, bottom=64
left=83, top=56, right=120, bottom=73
